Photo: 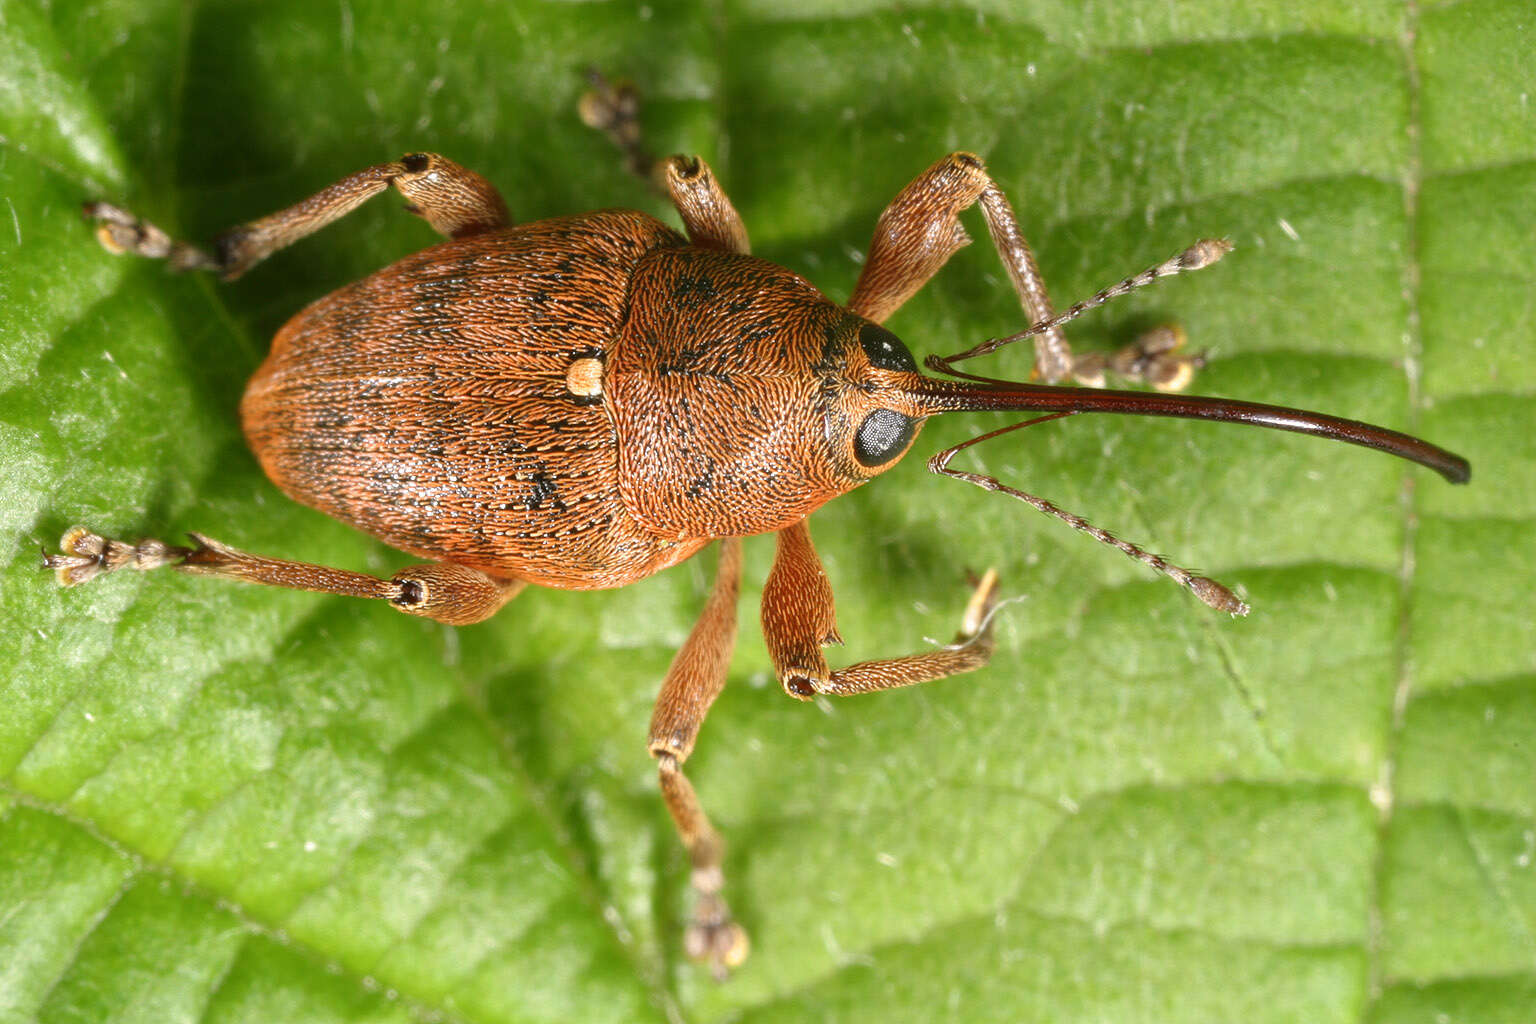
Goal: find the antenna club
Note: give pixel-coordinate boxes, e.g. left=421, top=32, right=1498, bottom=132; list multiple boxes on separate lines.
left=1190, top=575, right=1249, bottom=616
left=1182, top=238, right=1233, bottom=271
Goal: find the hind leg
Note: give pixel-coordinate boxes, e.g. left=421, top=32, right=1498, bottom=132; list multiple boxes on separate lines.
left=85, top=152, right=511, bottom=280
left=44, top=527, right=523, bottom=626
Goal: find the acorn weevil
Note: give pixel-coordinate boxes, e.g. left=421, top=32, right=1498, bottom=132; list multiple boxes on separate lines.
left=48, top=78, right=1470, bottom=977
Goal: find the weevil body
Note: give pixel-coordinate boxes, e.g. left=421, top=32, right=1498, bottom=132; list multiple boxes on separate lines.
left=55, top=82, right=1469, bottom=976
left=245, top=210, right=919, bottom=590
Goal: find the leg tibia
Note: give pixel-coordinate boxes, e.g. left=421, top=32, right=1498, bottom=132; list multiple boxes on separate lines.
left=761, top=517, right=1002, bottom=699
left=850, top=151, right=1215, bottom=389
left=848, top=151, right=1073, bottom=380
left=644, top=539, right=748, bottom=977
left=86, top=153, right=510, bottom=280
left=818, top=569, right=998, bottom=696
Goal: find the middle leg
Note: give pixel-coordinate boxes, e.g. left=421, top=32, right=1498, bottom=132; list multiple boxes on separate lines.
left=579, top=72, right=750, bottom=254
left=761, top=518, right=999, bottom=700
left=647, top=538, right=749, bottom=977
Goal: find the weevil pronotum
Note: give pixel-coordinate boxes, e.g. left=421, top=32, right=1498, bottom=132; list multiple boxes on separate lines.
left=47, top=76, right=1470, bottom=976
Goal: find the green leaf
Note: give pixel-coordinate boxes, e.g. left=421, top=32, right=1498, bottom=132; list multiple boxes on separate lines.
left=3, top=1, right=1532, bottom=1022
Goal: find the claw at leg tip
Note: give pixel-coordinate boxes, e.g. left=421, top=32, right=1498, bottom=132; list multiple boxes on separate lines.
left=94, top=223, right=127, bottom=254
left=686, top=919, right=750, bottom=980
left=42, top=527, right=105, bottom=586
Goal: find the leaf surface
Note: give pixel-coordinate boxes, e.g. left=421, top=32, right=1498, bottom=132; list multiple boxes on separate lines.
left=2, top=2, right=1531, bottom=1022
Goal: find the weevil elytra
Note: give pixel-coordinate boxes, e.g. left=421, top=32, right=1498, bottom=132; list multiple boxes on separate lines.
left=48, top=80, right=1470, bottom=977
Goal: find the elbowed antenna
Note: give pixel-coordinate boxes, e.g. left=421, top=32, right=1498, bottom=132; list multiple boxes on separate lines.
left=911, top=369, right=1471, bottom=484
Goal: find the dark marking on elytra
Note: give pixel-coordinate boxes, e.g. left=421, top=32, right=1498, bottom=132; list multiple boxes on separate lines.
left=491, top=435, right=528, bottom=457
left=527, top=470, right=567, bottom=512
left=686, top=457, right=717, bottom=499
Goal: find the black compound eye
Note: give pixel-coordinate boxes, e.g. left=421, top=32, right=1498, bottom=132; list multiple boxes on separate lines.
left=854, top=408, right=918, bottom=467
left=858, top=322, right=917, bottom=373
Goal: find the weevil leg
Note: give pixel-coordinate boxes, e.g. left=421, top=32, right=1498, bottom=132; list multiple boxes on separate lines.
left=84, top=153, right=511, bottom=280
left=646, top=538, right=750, bottom=978
left=657, top=155, right=751, bottom=254
left=759, top=519, right=842, bottom=690
left=578, top=70, right=655, bottom=182
left=762, top=518, right=998, bottom=699
left=42, top=527, right=523, bottom=626
left=848, top=152, right=1202, bottom=390
left=579, top=72, right=750, bottom=254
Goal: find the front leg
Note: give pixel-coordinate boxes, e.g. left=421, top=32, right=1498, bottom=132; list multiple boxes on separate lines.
left=849, top=152, right=1201, bottom=391
left=761, top=518, right=998, bottom=700
left=759, top=519, right=842, bottom=696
